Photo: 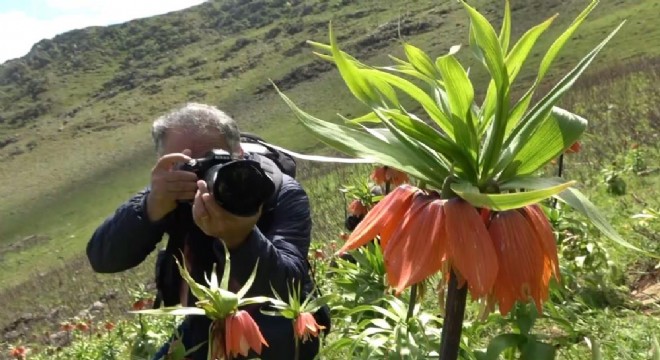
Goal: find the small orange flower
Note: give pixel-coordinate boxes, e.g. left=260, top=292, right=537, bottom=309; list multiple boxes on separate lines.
left=565, top=141, right=581, bottom=154
left=371, top=166, right=409, bottom=187
left=339, top=185, right=419, bottom=252
left=60, top=321, right=75, bottom=332
left=348, top=199, right=368, bottom=216
left=104, top=321, right=115, bottom=331
left=313, top=249, right=325, bottom=260
left=9, top=346, right=27, bottom=359
left=294, top=312, right=325, bottom=343
left=225, top=310, right=268, bottom=358
left=76, top=322, right=89, bottom=332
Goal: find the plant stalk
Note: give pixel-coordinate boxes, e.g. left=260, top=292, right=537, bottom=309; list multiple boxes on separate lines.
left=406, top=284, right=418, bottom=321
left=294, top=333, right=300, bottom=360
left=438, top=270, right=468, bottom=360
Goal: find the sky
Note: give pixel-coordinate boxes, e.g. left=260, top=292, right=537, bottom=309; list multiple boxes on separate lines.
left=0, top=0, right=206, bottom=64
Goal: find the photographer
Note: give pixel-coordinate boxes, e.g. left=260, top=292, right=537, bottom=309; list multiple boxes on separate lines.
left=86, top=103, right=328, bottom=359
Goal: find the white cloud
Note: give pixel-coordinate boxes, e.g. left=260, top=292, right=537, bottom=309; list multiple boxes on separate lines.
left=0, top=0, right=206, bottom=64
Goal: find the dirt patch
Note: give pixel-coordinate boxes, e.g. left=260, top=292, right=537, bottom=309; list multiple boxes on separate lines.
left=631, top=262, right=660, bottom=308
left=0, top=235, right=51, bottom=258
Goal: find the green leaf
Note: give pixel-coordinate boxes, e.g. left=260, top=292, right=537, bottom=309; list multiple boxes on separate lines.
left=361, top=68, right=454, bottom=140
left=503, top=21, right=624, bottom=165
left=461, top=0, right=510, bottom=180
left=374, top=108, right=465, bottom=177
left=539, top=0, right=599, bottom=80
left=219, top=241, right=231, bottom=290
left=461, top=1, right=507, bottom=90
left=236, top=259, right=260, bottom=299
left=498, top=107, right=587, bottom=180
left=328, top=23, right=378, bottom=106
left=130, top=306, right=206, bottom=317
left=174, top=255, right=213, bottom=302
left=238, top=296, right=274, bottom=307
left=302, top=294, right=338, bottom=313
left=485, top=333, right=527, bottom=359
left=451, top=180, right=575, bottom=211
left=507, top=0, right=599, bottom=131
left=520, top=340, right=555, bottom=360
left=554, top=187, right=660, bottom=259
left=436, top=45, right=477, bottom=145
left=404, top=43, right=440, bottom=79
left=276, top=84, right=444, bottom=188
left=499, top=0, right=511, bottom=54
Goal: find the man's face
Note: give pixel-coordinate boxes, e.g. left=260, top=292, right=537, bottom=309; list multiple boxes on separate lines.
left=161, top=127, right=231, bottom=158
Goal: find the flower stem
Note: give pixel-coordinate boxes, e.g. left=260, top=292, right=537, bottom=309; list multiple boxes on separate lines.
left=294, top=333, right=300, bottom=360
left=438, top=270, right=468, bottom=360
left=406, top=284, right=418, bottom=321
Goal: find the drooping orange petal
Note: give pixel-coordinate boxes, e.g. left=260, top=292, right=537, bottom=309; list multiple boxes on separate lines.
left=444, top=198, right=498, bottom=299
left=294, top=312, right=324, bottom=343
left=348, top=199, right=368, bottom=216
left=225, top=310, right=268, bottom=357
left=520, top=205, right=560, bottom=281
left=488, top=210, right=546, bottom=315
left=384, top=196, right=447, bottom=294
left=382, top=195, right=427, bottom=293
left=386, top=167, right=410, bottom=186
left=370, top=166, right=387, bottom=185
left=339, top=185, right=418, bottom=253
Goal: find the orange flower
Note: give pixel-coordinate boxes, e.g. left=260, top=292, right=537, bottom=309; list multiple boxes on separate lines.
left=488, top=210, right=546, bottom=315
left=60, top=321, right=75, bottom=332
left=225, top=310, right=268, bottom=358
left=383, top=194, right=448, bottom=294
left=565, top=141, right=581, bottom=154
left=444, top=198, right=499, bottom=299
left=9, top=346, right=27, bottom=359
left=313, top=249, right=325, bottom=260
left=371, top=166, right=409, bottom=187
left=348, top=199, right=368, bottom=216
left=339, top=184, right=560, bottom=315
left=104, top=321, right=115, bottom=331
left=76, top=322, right=89, bottom=332
left=339, top=185, right=419, bottom=253
left=294, top=312, right=325, bottom=343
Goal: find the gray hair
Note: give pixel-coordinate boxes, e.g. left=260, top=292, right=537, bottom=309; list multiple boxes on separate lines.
left=151, top=103, right=242, bottom=156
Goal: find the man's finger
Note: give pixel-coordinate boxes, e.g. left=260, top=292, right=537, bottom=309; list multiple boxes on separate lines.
left=192, top=190, right=208, bottom=219
left=174, top=191, right=197, bottom=200
left=166, top=171, right=199, bottom=182
left=197, top=180, right=209, bottom=194
left=166, top=181, right=199, bottom=192
left=154, top=153, right=192, bottom=171
left=202, top=192, right=223, bottom=219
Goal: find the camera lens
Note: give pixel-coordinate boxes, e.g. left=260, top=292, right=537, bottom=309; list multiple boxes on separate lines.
left=206, top=161, right=275, bottom=217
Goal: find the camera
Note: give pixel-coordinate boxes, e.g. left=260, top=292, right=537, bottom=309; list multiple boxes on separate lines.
left=178, top=149, right=276, bottom=217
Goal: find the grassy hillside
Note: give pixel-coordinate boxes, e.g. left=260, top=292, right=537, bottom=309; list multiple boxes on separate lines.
left=0, top=0, right=659, bottom=356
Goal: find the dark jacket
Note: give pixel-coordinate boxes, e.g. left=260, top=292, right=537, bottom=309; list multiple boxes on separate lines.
left=86, top=173, right=328, bottom=359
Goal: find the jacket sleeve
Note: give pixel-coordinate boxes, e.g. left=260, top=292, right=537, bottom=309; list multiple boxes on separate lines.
left=220, top=176, right=312, bottom=299
left=86, top=188, right=168, bottom=273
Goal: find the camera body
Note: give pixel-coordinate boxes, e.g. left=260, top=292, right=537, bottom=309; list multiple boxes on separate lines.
left=178, top=149, right=276, bottom=217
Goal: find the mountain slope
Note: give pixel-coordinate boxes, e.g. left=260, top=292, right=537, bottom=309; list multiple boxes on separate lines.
left=0, top=0, right=659, bottom=285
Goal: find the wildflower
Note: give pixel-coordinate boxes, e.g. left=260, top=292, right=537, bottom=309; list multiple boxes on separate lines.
left=340, top=185, right=419, bottom=252
left=9, top=345, right=27, bottom=359
left=313, top=249, right=325, bottom=260
left=60, top=321, right=75, bottom=332
left=76, top=322, right=89, bottom=332
left=371, top=166, right=409, bottom=187
left=565, top=141, right=581, bottom=154
left=444, top=198, right=500, bottom=298
left=348, top=199, right=368, bottom=217
left=104, top=321, right=115, bottom=331
left=294, top=312, right=325, bottom=343
left=224, top=310, right=268, bottom=358
left=383, top=194, right=448, bottom=294
left=337, top=183, right=560, bottom=315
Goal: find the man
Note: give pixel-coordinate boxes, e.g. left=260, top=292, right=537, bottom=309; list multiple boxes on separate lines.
left=86, top=103, right=327, bottom=359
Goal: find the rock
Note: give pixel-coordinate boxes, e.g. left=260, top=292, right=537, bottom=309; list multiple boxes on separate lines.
left=90, top=301, right=105, bottom=312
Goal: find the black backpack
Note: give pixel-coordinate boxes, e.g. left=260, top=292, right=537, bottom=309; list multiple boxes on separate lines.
left=240, top=132, right=297, bottom=179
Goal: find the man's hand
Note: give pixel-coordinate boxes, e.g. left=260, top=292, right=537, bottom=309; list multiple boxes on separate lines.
left=192, top=180, right=262, bottom=249
left=146, top=150, right=198, bottom=222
